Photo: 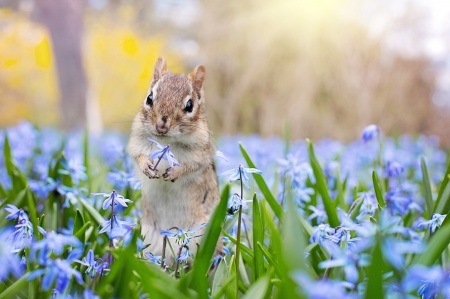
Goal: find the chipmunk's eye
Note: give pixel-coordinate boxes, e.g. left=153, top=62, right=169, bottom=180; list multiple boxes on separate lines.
left=146, top=93, right=153, bottom=107
left=184, top=99, right=193, bottom=113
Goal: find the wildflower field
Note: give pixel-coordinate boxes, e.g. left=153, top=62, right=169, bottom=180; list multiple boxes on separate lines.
left=1, top=121, right=450, bottom=299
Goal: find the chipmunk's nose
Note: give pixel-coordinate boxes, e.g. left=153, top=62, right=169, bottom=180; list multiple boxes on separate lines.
left=156, top=116, right=169, bottom=134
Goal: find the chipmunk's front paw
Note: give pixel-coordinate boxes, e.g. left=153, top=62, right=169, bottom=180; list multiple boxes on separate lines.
left=142, top=161, right=160, bottom=179
left=162, top=167, right=181, bottom=182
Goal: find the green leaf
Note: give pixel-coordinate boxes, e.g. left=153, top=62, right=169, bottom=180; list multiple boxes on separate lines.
left=74, top=209, right=85, bottom=234
left=223, top=231, right=254, bottom=258
left=372, top=171, right=385, bottom=208
left=349, top=198, right=364, bottom=221
left=257, top=242, right=283, bottom=278
left=241, top=275, right=270, bottom=299
left=3, top=134, right=28, bottom=196
left=0, top=273, right=30, bottom=299
left=434, top=161, right=450, bottom=213
left=253, top=193, right=265, bottom=281
left=189, top=184, right=229, bottom=299
left=435, top=183, right=450, bottom=216
left=282, top=195, right=306, bottom=272
left=421, top=157, right=433, bottom=217
left=79, top=197, right=104, bottom=225
left=414, top=210, right=450, bottom=266
left=212, top=258, right=228, bottom=296
left=0, top=182, right=7, bottom=200
left=239, top=143, right=283, bottom=220
left=297, top=213, right=313, bottom=238
left=74, top=221, right=91, bottom=244
left=307, top=139, right=339, bottom=227
left=364, top=234, right=385, bottom=299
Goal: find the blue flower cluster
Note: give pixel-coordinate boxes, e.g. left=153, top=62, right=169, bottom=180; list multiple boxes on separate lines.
left=1, top=121, right=449, bottom=298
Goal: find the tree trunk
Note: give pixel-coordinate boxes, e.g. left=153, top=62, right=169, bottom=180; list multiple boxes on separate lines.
left=33, top=0, right=87, bottom=130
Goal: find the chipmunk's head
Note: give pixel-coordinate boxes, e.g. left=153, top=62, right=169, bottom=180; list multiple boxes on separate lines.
left=140, top=57, right=206, bottom=139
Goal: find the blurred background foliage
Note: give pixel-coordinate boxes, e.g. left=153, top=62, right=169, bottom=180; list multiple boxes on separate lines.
left=0, top=0, right=449, bottom=144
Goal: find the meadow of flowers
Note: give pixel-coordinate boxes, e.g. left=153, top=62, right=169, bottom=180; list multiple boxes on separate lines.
left=1, top=121, right=450, bottom=299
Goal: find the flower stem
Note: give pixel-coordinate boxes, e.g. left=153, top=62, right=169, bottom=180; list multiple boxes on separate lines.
left=235, top=167, right=244, bottom=297
left=109, top=191, right=115, bottom=266
left=174, top=246, right=183, bottom=278
left=161, top=236, right=167, bottom=269
left=153, top=145, right=170, bottom=171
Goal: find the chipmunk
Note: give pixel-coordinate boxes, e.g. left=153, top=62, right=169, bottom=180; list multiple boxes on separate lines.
left=127, top=57, right=220, bottom=262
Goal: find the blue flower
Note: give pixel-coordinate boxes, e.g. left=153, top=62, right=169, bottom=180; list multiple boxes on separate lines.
left=362, top=124, right=380, bottom=142
left=227, top=193, right=251, bottom=216
left=356, top=192, right=378, bottom=220
left=58, top=158, right=88, bottom=185
left=107, top=170, right=132, bottom=190
left=293, top=186, right=314, bottom=207
left=403, top=265, right=449, bottom=299
left=418, top=213, right=446, bottom=233
left=319, top=246, right=370, bottom=284
left=83, top=289, right=101, bottom=299
left=385, top=160, right=404, bottom=178
left=176, top=248, right=192, bottom=262
left=28, top=258, right=83, bottom=293
left=145, top=253, right=163, bottom=266
left=93, top=189, right=132, bottom=210
left=31, top=232, right=82, bottom=265
left=220, top=165, right=262, bottom=190
left=307, top=206, right=327, bottom=224
left=160, top=223, right=207, bottom=246
left=4, top=204, right=28, bottom=221
left=0, top=229, right=23, bottom=282
left=382, top=237, right=424, bottom=269
left=7, top=220, right=34, bottom=252
left=99, top=215, right=136, bottom=238
left=292, top=272, right=355, bottom=299
left=74, top=249, right=109, bottom=278
left=310, top=223, right=334, bottom=246
left=147, top=138, right=180, bottom=168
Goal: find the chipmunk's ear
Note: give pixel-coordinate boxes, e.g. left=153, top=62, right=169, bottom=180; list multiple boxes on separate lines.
left=152, top=57, right=167, bottom=84
left=189, top=65, right=205, bottom=94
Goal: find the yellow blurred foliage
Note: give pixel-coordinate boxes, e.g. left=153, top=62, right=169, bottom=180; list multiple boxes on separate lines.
left=0, top=7, right=183, bottom=130
left=34, top=37, right=51, bottom=68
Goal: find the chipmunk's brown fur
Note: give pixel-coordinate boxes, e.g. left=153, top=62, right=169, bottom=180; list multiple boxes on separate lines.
left=127, top=57, right=220, bottom=263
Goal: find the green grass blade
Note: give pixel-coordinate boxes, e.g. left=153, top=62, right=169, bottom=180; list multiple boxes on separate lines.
left=414, top=210, right=450, bottom=266
left=253, top=193, right=265, bottom=280
left=435, top=182, right=450, bottom=215
left=189, top=184, right=229, bottom=299
left=74, top=221, right=91, bottom=244
left=421, top=157, right=433, bottom=216
left=79, top=198, right=104, bottom=225
left=223, top=230, right=254, bottom=257
left=307, top=139, right=339, bottom=227
left=74, top=209, right=85, bottom=234
left=241, top=275, right=270, bottom=299
left=364, top=234, right=385, bottom=299
left=212, top=258, right=228, bottom=296
left=257, top=242, right=283, bottom=278
left=297, top=213, right=313, bottom=238
left=372, top=171, right=385, bottom=208
left=3, top=134, right=28, bottom=196
left=434, top=161, right=450, bottom=213
left=282, top=195, right=306, bottom=272
left=239, top=143, right=283, bottom=220
left=0, top=273, right=30, bottom=299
